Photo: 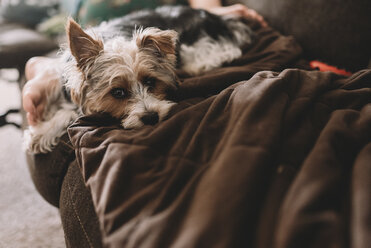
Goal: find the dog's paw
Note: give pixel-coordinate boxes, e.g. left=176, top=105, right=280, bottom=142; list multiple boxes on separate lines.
left=23, top=107, right=78, bottom=154
left=23, top=129, right=57, bottom=154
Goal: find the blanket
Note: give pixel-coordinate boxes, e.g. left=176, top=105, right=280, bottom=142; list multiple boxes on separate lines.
left=68, top=24, right=371, bottom=248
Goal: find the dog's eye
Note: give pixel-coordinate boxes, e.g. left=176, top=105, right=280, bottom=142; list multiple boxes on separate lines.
left=110, top=88, right=127, bottom=99
left=143, top=77, right=156, bottom=88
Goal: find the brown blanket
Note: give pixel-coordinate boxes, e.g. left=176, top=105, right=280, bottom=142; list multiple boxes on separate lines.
left=68, top=25, right=371, bottom=248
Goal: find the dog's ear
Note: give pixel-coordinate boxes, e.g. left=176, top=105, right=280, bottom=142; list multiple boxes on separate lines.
left=66, top=18, right=103, bottom=69
left=136, top=28, right=178, bottom=56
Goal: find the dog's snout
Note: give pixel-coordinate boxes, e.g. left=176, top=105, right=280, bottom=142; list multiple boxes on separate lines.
left=140, top=112, right=159, bottom=125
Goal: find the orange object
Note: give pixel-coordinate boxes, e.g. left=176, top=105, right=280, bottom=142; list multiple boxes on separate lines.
left=310, top=60, right=352, bottom=76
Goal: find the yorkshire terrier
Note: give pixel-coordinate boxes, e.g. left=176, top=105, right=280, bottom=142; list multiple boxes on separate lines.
left=24, top=5, right=255, bottom=153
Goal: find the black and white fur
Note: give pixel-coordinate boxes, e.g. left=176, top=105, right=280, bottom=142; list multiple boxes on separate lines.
left=94, top=6, right=254, bottom=75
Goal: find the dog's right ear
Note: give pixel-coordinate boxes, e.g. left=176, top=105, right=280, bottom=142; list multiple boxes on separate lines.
left=66, top=18, right=103, bottom=69
left=135, top=28, right=178, bottom=57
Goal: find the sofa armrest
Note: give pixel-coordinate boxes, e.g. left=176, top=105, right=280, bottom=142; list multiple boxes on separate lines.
left=26, top=133, right=75, bottom=207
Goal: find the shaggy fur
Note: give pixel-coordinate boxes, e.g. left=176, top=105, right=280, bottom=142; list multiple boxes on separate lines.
left=24, top=5, right=255, bottom=154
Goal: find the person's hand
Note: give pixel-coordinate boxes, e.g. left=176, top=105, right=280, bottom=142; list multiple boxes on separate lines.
left=22, top=57, right=60, bottom=126
left=208, top=4, right=268, bottom=27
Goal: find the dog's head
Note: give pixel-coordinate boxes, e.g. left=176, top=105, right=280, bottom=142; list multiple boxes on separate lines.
left=64, top=18, right=179, bottom=128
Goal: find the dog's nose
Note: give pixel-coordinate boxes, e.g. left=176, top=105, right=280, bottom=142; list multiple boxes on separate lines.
left=140, top=112, right=159, bottom=125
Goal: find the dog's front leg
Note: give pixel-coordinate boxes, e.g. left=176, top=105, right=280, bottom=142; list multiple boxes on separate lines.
left=23, top=103, right=77, bottom=154
left=23, top=75, right=78, bottom=154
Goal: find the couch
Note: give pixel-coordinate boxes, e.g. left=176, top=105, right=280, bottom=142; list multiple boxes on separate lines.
left=24, top=0, right=371, bottom=247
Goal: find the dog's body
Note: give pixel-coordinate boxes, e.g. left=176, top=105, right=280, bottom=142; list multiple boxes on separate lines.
left=24, top=5, right=255, bottom=153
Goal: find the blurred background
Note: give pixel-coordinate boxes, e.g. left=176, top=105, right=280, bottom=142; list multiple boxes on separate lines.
left=0, top=69, right=65, bottom=247
left=0, top=0, right=67, bottom=247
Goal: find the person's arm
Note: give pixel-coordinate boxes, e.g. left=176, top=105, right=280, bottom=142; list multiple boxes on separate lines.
left=188, top=0, right=267, bottom=27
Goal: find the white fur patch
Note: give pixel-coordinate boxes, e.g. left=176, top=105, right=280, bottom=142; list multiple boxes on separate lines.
left=179, top=36, right=242, bottom=75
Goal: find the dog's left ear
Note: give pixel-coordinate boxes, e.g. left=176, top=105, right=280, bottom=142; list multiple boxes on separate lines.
left=66, top=18, right=103, bottom=69
left=136, top=28, right=178, bottom=56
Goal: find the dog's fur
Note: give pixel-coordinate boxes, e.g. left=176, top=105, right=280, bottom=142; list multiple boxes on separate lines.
left=24, top=5, right=255, bottom=153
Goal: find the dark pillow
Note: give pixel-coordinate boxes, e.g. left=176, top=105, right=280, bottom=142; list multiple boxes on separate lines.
left=228, top=0, right=371, bottom=71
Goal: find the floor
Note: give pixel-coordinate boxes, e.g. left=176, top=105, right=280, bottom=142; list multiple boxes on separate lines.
left=0, top=69, right=65, bottom=248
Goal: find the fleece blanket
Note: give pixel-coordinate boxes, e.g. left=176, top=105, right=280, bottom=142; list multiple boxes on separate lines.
left=68, top=24, right=371, bottom=248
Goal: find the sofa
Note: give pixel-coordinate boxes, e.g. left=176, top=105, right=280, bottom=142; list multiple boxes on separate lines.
left=24, top=0, right=371, bottom=247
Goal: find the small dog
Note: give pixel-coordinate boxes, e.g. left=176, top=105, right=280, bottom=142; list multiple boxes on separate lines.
left=24, top=5, right=255, bottom=153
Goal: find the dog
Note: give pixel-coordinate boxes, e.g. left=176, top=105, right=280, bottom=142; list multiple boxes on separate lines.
left=24, top=5, right=255, bottom=154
